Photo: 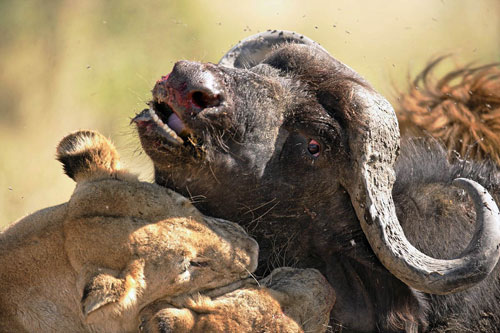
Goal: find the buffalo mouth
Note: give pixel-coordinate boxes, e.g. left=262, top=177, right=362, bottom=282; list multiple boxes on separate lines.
left=132, top=102, right=203, bottom=151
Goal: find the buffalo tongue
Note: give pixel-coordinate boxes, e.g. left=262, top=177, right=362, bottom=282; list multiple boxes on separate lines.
left=167, top=113, right=188, bottom=136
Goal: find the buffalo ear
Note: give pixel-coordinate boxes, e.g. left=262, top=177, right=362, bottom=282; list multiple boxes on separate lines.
left=218, top=30, right=328, bottom=69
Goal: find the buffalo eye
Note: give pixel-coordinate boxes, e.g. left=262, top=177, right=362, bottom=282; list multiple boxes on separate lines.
left=307, top=139, right=321, bottom=157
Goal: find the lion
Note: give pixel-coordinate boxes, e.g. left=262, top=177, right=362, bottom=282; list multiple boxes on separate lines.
left=396, top=57, right=500, bottom=165
left=0, top=130, right=334, bottom=333
left=139, top=267, right=334, bottom=333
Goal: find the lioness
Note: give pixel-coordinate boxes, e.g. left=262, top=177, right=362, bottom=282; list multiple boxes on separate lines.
left=0, top=130, right=334, bottom=333
left=0, top=130, right=258, bottom=332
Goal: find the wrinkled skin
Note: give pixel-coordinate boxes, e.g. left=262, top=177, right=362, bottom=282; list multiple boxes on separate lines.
left=135, top=35, right=500, bottom=332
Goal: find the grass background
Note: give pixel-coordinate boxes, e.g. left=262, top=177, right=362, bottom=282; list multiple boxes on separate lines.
left=1, top=0, right=499, bottom=228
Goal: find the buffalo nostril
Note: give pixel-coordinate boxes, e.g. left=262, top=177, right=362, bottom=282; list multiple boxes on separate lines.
left=190, top=91, right=222, bottom=109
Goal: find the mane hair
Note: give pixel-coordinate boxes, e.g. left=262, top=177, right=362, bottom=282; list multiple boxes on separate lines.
left=396, top=58, right=500, bottom=165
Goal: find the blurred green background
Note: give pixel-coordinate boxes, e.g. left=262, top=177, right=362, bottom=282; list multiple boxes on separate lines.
left=1, top=0, right=499, bottom=229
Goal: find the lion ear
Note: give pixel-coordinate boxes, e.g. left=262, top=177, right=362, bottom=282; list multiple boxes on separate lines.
left=81, top=272, right=123, bottom=317
left=56, top=130, right=121, bottom=182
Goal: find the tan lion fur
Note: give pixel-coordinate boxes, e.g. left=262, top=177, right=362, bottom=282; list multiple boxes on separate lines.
left=139, top=267, right=335, bottom=333
left=0, top=130, right=259, bottom=332
left=396, top=58, right=500, bottom=165
left=0, top=130, right=335, bottom=333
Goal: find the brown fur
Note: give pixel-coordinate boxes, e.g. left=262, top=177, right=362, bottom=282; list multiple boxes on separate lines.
left=396, top=58, right=500, bottom=164
left=139, top=267, right=335, bottom=333
left=0, top=130, right=259, bottom=332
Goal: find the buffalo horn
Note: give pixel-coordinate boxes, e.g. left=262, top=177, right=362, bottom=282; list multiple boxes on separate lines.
left=219, top=31, right=500, bottom=294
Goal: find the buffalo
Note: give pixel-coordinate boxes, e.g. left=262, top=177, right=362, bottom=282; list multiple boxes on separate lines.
left=134, top=31, right=500, bottom=332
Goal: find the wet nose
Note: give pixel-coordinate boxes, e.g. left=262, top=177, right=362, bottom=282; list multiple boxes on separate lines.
left=155, top=61, right=224, bottom=115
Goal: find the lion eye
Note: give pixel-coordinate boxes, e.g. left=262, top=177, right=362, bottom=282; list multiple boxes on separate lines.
left=190, top=259, right=210, bottom=268
left=307, top=139, right=320, bottom=157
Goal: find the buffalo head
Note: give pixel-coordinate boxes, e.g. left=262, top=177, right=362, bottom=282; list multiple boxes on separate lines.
left=133, top=30, right=500, bottom=329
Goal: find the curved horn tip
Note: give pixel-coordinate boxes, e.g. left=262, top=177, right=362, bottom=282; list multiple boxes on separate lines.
left=355, top=174, right=500, bottom=295
left=452, top=178, right=499, bottom=210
